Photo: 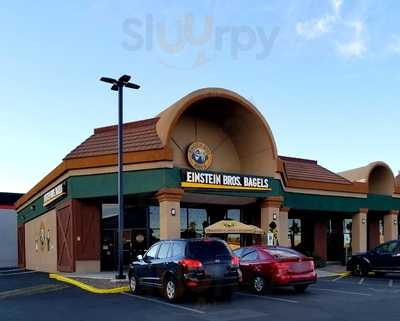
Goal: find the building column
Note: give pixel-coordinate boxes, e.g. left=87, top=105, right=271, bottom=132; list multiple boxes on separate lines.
left=156, top=188, right=184, bottom=240
left=352, top=209, right=368, bottom=254
left=260, top=196, right=283, bottom=245
left=279, top=207, right=290, bottom=247
left=367, top=215, right=380, bottom=250
left=314, top=219, right=327, bottom=260
left=384, top=210, right=399, bottom=242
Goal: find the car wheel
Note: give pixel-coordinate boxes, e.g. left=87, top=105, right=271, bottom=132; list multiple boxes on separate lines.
left=252, top=275, right=266, bottom=294
left=129, top=274, right=140, bottom=294
left=352, top=263, right=369, bottom=277
left=163, top=277, right=181, bottom=302
left=294, top=285, right=308, bottom=293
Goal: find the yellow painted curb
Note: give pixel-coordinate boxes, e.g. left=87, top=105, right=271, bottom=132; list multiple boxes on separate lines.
left=49, top=273, right=129, bottom=294
left=337, top=272, right=351, bottom=277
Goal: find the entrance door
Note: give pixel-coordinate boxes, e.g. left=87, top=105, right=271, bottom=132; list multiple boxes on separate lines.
left=57, top=203, right=75, bottom=272
left=327, top=218, right=344, bottom=261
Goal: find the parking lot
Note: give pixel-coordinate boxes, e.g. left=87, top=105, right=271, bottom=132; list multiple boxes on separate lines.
left=1, top=272, right=399, bottom=321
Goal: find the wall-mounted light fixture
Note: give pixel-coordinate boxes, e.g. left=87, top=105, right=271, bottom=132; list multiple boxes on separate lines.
left=272, top=213, right=278, bottom=221
left=394, top=219, right=397, bottom=225
left=362, top=218, right=366, bottom=224
left=30, top=205, right=36, bottom=211
left=170, top=208, right=176, bottom=216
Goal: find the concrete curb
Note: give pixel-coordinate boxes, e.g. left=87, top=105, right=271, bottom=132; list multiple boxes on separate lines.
left=49, top=273, right=129, bottom=294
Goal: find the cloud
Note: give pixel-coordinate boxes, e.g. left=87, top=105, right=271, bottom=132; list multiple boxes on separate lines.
left=296, top=1, right=367, bottom=59
left=336, top=20, right=366, bottom=58
left=296, top=0, right=342, bottom=39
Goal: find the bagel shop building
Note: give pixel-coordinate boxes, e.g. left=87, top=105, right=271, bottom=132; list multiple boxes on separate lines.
left=15, top=88, right=400, bottom=273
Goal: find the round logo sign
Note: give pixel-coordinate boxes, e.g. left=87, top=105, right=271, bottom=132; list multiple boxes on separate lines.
left=187, top=142, right=212, bottom=170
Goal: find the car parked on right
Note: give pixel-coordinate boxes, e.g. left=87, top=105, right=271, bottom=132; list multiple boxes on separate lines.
left=233, top=245, right=316, bottom=294
left=347, top=240, right=400, bottom=276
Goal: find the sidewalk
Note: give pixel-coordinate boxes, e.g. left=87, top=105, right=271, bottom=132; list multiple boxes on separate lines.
left=317, top=264, right=348, bottom=278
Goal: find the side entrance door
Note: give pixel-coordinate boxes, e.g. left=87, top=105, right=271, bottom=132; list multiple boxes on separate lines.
left=57, top=203, right=75, bottom=272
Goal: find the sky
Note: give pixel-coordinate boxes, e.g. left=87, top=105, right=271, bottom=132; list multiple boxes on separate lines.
left=1, top=0, right=399, bottom=193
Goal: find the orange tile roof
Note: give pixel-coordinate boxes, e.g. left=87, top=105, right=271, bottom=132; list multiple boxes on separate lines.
left=279, top=156, right=352, bottom=185
left=64, top=118, right=163, bottom=159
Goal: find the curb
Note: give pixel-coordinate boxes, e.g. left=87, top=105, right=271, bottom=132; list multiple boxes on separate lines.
left=49, top=273, right=129, bottom=294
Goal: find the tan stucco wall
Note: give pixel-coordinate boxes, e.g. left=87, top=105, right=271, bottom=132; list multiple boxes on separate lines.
left=25, top=209, right=57, bottom=272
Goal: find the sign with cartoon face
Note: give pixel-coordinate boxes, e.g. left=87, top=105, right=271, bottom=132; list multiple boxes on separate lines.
left=187, top=142, right=213, bottom=170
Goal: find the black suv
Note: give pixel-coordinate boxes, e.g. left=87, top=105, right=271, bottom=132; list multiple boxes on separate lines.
left=347, top=240, right=400, bottom=276
left=128, top=238, right=241, bottom=302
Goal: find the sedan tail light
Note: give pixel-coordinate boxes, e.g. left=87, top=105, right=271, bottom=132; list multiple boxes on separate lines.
left=179, top=258, right=203, bottom=271
left=231, top=256, right=240, bottom=267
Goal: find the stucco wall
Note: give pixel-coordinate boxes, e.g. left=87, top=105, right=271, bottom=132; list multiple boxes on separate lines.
left=0, top=209, right=17, bottom=268
left=25, top=209, right=57, bottom=272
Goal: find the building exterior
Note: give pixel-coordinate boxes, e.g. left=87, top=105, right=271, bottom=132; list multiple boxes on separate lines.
left=0, top=193, right=23, bottom=268
left=15, top=88, right=400, bottom=273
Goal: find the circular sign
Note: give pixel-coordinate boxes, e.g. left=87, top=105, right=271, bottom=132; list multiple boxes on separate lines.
left=187, top=142, right=213, bottom=170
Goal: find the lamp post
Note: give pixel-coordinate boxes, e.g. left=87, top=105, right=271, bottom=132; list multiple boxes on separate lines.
left=100, top=75, right=140, bottom=279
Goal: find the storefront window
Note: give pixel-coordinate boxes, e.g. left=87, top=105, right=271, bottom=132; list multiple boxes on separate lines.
left=288, top=218, right=302, bottom=248
left=227, top=209, right=240, bottom=221
left=149, top=206, right=160, bottom=244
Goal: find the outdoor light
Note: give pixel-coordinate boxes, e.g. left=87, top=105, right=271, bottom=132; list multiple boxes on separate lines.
left=30, top=205, right=36, bottom=211
left=273, top=213, right=277, bottom=220
left=170, top=208, right=176, bottom=216
left=394, top=219, right=397, bottom=225
left=362, top=218, right=366, bottom=224
left=100, top=74, right=140, bottom=280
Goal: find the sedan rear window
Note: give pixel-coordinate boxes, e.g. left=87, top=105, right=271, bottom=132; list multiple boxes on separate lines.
left=264, top=248, right=303, bottom=259
left=187, top=240, right=231, bottom=263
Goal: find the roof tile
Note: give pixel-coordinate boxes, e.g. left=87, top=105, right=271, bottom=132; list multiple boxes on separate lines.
left=64, top=117, right=163, bottom=159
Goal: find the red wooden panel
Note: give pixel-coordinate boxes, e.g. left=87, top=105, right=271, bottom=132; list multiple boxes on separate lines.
left=73, top=200, right=101, bottom=261
left=57, top=202, right=75, bottom=272
left=17, top=224, right=25, bottom=268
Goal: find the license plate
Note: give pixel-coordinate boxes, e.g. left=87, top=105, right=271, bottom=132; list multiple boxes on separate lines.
left=289, top=262, right=309, bottom=273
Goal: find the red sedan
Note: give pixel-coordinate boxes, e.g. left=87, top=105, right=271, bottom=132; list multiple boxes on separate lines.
left=233, top=246, right=317, bottom=293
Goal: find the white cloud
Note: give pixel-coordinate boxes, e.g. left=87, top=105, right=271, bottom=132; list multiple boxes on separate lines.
left=296, top=0, right=342, bottom=39
left=336, top=20, right=366, bottom=58
left=296, top=1, right=368, bottom=59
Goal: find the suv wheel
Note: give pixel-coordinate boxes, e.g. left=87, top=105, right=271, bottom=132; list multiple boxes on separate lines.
left=129, top=274, right=139, bottom=294
left=252, top=275, right=266, bottom=294
left=164, top=277, right=181, bottom=302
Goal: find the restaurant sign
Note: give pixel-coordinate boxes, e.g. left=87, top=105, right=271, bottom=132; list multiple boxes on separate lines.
left=43, top=182, right=67, bottom=207
left=181, top=170, right=271, bottom=192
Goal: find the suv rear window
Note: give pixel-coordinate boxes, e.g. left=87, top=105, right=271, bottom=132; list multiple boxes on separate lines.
left=187, top=240, right=231, bottom=263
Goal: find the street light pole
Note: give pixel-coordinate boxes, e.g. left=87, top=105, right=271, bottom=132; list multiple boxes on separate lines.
left=100, top=75, right=140, bottom=280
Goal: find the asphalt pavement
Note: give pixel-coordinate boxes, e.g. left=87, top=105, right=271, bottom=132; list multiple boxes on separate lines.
left=1, top=271, right=400, bottom=321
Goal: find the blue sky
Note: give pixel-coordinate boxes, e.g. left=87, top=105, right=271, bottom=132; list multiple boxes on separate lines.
left=1, top=0, right=399, bottom=193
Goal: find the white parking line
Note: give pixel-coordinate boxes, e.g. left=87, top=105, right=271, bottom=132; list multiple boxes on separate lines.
left=311, top=287, right=372, bottom=297
left=0, top=271, right=37, bottom=277
left=237, top=292, right=299, bottom=304
left=388, top=280, right=393, bottom=288
left=121, top=293, right=205, bottom=314
left=358, top=278, right=365, bottom=285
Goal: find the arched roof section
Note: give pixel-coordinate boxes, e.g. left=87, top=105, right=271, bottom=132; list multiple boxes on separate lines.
left=156, top=88, right=278, bottom=176
left=339, top=161, right=395, bottom=195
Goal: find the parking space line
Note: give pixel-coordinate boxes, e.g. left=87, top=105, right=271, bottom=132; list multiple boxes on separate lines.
left=121, top=293, right=205, bottom=314
left=0, top=271, right=37, bottom=277
left=311, top=287, right=372, bottom=297
left=358, top=278, right=365, bottom=285
left=388, top=280, right=393, bottom=288
left=237, top=292, right=299, bottom=304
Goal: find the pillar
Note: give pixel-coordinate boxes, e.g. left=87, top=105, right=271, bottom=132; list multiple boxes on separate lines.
left=260, top=196, right=283, bottom=245
left=314, top=219, right=327, bottom=260
left=384, top=210, right=399, bottom=242
left=279, top=207, right=290, bottom=247
left=352, top=209, right=368, bottom=254
left=156, top=188, right=184, bottom=240
left=367, top=214, right=380, bottom=250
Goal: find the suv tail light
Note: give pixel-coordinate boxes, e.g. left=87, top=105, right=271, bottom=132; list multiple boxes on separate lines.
left=179, top=259, right=203, bottom=271
left=231, top=256, right=240, bottom=267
